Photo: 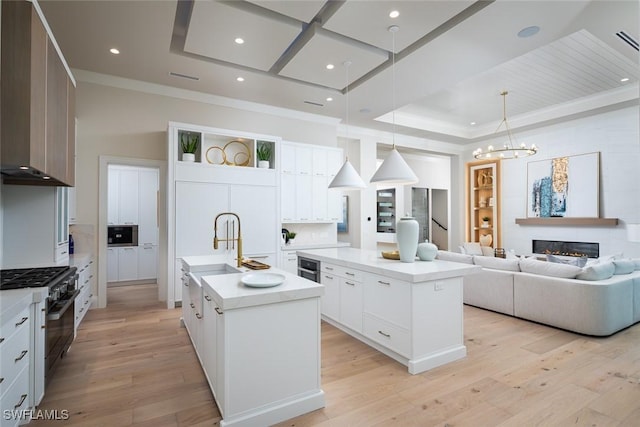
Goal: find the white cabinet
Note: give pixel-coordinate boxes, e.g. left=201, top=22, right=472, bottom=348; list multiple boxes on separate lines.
left=117, top=247, right=138, bottom=281
left=55, top=187, right=70, bottom=263
left=137, top=245, right=158, bottom=280
left=281, top=250, right=298, bottom=274
left=0, top=306, right=31, bottom=418
left=68, top=186, right=77, bottom=224
left=107, top=169, right=119, bottom=225
left=202, top=287, right=221, bottom=395
left=280, top=142, right=343, bottom=222
left=321, top=263, right=363, bottom=332
left=106, top=248, right=118, bottom=282
left=118, top=169, right=139, bottom=225
left=73, top=255, right=95, bottom=334
left=230, top=185, right=277, bottom=255
left=138, top=169, right=159, bottom=245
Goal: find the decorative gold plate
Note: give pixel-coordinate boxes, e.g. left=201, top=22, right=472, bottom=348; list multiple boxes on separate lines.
left=381, top=251, right=400, bottom=260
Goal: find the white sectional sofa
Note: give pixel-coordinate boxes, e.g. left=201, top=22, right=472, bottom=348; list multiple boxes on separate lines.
left=436, top=250, right=640, bottom=336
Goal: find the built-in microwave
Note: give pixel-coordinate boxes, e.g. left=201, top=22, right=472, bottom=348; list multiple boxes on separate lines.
left=107, top=225, right=138, bottom=247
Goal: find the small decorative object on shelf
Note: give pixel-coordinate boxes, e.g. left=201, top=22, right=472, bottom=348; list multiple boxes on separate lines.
left=479, top=197, right=487, bottom=208
left=256, top=141, right=272, bottom=168
left=417, top=240, right=437, bottom=261
left=285, top=231, right=296, bottom=245
left=481, top=216, right=490, bottom=228
left=479, top=234, right=493, bottom=247
left=396, top=214, right=419, bottom=263
left=180, top=131, right=200, bottom=162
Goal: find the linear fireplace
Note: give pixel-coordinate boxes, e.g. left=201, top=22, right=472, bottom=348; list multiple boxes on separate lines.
left=532, top=240, right=599, bottom=258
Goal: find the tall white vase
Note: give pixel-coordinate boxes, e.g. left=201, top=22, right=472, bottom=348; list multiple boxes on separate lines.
left=396, top=215, right=419, bottom=263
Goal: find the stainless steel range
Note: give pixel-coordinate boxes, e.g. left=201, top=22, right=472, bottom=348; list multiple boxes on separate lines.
left=0, top=266, right=79, bottom=385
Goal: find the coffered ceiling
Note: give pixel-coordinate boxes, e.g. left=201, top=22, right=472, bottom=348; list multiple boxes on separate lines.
left=38, top=0, right=639, bottom=145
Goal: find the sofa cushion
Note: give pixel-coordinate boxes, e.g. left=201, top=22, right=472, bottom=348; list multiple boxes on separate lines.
left=547, top=254, right=588, bottom=267
left=519, top=257, right=582, bottom=279
left=612, top=259, right=635, bottom=275
left=462, top=242, right=483, bottom=256
left=437, top=250, right=474, bottom=264
left=473, top=255, right=521, bottom=272
left=576, top=261, right=615, bottom=281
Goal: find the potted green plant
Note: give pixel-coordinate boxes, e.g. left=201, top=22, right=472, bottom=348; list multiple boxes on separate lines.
left=180, top=132, right=199, bottom=162
left=481, top=216, right=490, bottom=228
left=286, top=231, right=297, bottom=245
left=256, top=141, right=272, bottom=168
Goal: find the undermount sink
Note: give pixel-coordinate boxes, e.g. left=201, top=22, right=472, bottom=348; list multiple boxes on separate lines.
left=190, top=264, right=242, bottom=286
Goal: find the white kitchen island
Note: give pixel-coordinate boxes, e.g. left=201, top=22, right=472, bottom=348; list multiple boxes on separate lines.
left=179, top=255, right=325, bottom=427
left=297, top=247, right=480, bottom=374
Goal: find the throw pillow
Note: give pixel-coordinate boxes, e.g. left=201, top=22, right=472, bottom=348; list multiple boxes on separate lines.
left=473, top=255, right=521, bottom=272
left=633, top=258, right=640, bottom=271
left=519, top=257, right=582, bottom=279
left=436, top=250, right=474, bottom=264
left=612, top=259, right=635, bottom=275
left=546, top=254, right=588, bottom=268
left=576, top=261, right=615, bottom=281
left=480, top=246, right=495, bottom=257
left=462, top=242, right=483, bottom=256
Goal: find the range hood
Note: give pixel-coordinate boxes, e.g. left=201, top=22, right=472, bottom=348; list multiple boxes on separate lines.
left=1, top=166, right=70, bottom=187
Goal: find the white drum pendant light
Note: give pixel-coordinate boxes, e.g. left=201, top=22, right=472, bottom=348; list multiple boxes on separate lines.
left=329, top=61, right=366, bottom=190
left=370, top=26, right=417, bottom=185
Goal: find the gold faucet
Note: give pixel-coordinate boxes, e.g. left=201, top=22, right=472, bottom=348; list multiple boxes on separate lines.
left=213, top=212, right=243, bottom=268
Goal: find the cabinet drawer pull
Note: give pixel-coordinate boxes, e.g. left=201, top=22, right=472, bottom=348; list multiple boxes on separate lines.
left=79, top=308, right=84, bottom=313
left=377, top=280, right=390, bottom=286
left=190, top=303, right=195, bottom=308
left=324, top=275, right=334, bottom=280
left=15, top=350, right=28, bottom=362
left=215, top=307, right=223, bottom=315
left=204, top=295, right=212, bottom=302
left=184, top=282, right=189, bottom=287
left=0, top=377, right=4, bottom=384
left=0, top=338, right=4, bottom=344
left=15, top=317, right=28, bottom=327
left=325, top=266, right=333, bottom=271
left=378, top=330, right=391, bottom=338
left=14, top=394, right=27, bottom=409
left=345, top=281, right=356, bottom=286
left=195, top=313, right=202, bottom=319
left=250, top=256, right=268, bottom=259
left=345, top=272, right=355, bottom=276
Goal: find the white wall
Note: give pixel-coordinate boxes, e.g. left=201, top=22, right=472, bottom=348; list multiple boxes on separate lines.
left=469, top=106, right=640, bottom=257
left=74, top=79, right=338, bottom=304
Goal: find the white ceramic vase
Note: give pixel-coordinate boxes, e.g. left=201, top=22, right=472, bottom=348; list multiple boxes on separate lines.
left=417, top=240, right=438, bottom=261
left=183, top=153, right=195, bottom=162
left=396, top=215, right=419, bottom=263
left=479, top=234, right=493, bottom=247
left=258, top=160, right=270, bottom=168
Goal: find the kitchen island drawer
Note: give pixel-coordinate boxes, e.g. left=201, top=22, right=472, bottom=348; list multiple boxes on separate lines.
left=363, top=273, right=411, bottom=328
left=363, top=313, right=410, bottom=358
left=0, top=319, right=30, bottom=397
left=321, top=263, right=363, bottom=282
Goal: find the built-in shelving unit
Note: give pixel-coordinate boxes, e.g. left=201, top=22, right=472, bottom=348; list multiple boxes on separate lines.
left=377, top=189, right=396, bottom=233
left=515, top=218, right=619, bottom=226
left=466, top=159, right=501, bottom=248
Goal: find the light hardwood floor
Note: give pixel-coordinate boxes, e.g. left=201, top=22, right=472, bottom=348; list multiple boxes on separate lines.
left=31, top=283, right=640, bottom=426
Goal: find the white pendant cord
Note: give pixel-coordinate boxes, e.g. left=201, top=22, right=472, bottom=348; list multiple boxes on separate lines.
left=390, top=26, right=397, bottom=149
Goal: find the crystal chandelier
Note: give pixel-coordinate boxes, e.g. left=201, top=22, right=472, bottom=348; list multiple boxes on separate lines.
left=473, top=91, right=537, bottom=160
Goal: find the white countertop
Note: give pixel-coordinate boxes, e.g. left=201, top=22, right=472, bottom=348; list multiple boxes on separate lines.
left=201, top=268, right=324, bottom=311
left=281, top=241, right=351, bottom=251
left=297, top=247, right=480, bottom=283
left=1, top=287, right=48, bottom=327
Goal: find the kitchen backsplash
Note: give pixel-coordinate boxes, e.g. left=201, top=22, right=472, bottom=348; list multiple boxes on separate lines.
left=282, top=223, right=337, bottom=246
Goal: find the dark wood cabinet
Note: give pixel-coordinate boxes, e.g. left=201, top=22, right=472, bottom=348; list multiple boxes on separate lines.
left=1, top=0, right=75, bottom=186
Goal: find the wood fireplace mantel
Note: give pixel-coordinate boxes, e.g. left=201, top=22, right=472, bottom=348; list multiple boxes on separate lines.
left=515, top=218, right=618, bottom=226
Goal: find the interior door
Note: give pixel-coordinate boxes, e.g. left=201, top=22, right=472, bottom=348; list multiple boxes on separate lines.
left=411, top=187, right=429, bottom=242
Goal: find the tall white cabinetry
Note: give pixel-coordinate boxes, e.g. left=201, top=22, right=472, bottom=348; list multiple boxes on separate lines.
left=107, top=165, right=159, bottom=282
left=280, top=142, right=342, bottom=223
left=167, top=122, right=280, bottom=307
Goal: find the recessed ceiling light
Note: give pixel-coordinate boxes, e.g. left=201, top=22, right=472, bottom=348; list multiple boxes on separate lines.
left=621, top=77, right=630, bottom=82
left=109, top=48, right=120, bottom=55
left=326, top=97, right=333, bottom=102
left=235, top=38, right=244, bottom=44
left=470, top=122, right=477, bottom=126
left=19, top=166, right=29, bottom=170
left=326, top=64, right=334, bottom=70
left=236, top=77, right=244, bottom=82
left=389, top=10, right=399, bottom=18
left=43, top=176, right=51, bottom=180
left=517, top=26, right=540, bottom=38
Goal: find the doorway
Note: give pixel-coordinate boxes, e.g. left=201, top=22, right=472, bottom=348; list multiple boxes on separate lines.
left=97, top=156, right=167, bottom=309
left=411, top=187, right=449, bottom=251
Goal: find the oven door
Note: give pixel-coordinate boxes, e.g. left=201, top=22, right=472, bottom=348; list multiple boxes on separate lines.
left=46, top=289, right=79, bottom=383
left=297, top=257, right=320, bottom=283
